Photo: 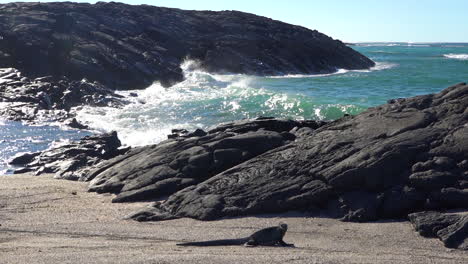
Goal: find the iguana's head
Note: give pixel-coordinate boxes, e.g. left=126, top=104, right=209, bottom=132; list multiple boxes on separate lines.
left=279, top=223, right=288, bottom=231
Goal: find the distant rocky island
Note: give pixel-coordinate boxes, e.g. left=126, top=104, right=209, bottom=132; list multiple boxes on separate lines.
left=1, top=1, right=467, bottom=251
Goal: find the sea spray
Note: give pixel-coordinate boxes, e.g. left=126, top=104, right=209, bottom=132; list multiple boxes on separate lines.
left=266, top=62, right=397, bottom=78
left=75, top=60, right=371, bottom=146
left=444, top=53, right=468, bottom=60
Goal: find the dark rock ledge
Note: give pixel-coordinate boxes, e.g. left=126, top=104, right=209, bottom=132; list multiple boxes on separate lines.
left=0, top=68, right=128, bottom=124
left=9, top=83, right=468, bottom=249
left=10, top=131, right=127, bottom=180
left=409, top=211, right=468, bottom=250
left=11, top=117, right=324, bottom=193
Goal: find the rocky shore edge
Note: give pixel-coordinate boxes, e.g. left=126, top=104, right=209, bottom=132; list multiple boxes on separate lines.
left=0, top=68, right=128, bottom=125
left=7, top=83, right=468, bottom=250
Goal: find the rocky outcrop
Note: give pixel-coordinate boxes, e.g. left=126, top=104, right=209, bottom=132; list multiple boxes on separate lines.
left=85, top=118, right=323, bottom=203
left=125, top=83, right=467, bottom=224
left=409, top=211, right=468, bottom=250
left=0, top=2, right=374, bottom=89
left=0, top=68, right=127, bottom=122
left=10, top=131, right=127, bottom=180
left=10, top=117, right=324, bottom=198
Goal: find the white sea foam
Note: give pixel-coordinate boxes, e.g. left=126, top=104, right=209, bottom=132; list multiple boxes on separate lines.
left=49, top=138, right=73, bottom=149
left=355, top=42, right=441, bottom=47
left=407, top=44, right=430, bottom=47
left=356, top=61, right=398, bottom=72
left=443, top=53, right=468, bottom=60
left=355, top=43, right=403, bottom=47
left=75, top=60, right=265, bottom=146
left=312, top=104, right=363, bottom=121
left=267, top=69, right=350, bottom=79
left=267, top=61, right=396, bottom=79
left=74, top=59, right=370, bottom=146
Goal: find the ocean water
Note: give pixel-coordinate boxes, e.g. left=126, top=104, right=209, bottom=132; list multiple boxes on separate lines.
left=0, top=119, right=91, bottom=173
left=1, top=43, right=467, bottom=173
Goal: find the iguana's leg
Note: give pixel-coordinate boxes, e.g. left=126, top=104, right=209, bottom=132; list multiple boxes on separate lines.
left=278, top=239, right=295, bottom=247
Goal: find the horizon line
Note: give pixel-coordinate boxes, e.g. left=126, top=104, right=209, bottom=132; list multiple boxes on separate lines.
left=345, top=41, right=468, bottom=44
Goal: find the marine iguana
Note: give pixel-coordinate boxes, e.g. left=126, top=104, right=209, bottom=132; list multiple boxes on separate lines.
left=176, top=223, right=294, bottom=247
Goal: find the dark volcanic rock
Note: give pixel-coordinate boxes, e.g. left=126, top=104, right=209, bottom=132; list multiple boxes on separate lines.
left=0, top=2, right=374, bottom=89
left=86, top=118, right=322, bottom=203
left=126, top=83, right=467, bottom=224
left=9, top=131, right=126, bottom=180
left=428, top=188, right=468, bottom=209
left=409, top=211, right=468, bottom=250
left=0, top=68, right=127, bottom=122
left=64, top=118, right=89, bottom=129
left=9, top=151, right=41, bottom=165
left=327, top=191, right=381, bottom=222
left=207, top=117, right=326, bottom=135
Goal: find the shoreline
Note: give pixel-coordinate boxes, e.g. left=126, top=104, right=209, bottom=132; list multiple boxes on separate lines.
left=1, top=173, right=466, bottom=264
left=2, top=84, right=468, bottom=252
left=0, top=2, right=467, bottom=260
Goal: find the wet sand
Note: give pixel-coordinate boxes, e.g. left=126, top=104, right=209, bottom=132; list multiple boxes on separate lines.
left=1, top=173, right=466, bottom=263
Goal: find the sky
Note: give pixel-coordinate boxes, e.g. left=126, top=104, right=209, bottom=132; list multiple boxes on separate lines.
left=1, top=0, right=467, bottom=42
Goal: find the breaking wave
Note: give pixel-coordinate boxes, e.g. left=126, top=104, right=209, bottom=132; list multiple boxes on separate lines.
left=75, top=60, right=369, bottom=146
left=443, top=53, right=468, bottom=60
left=354, top=42, right=465, bottom=48
left=267, top=62, right=397, bottom=79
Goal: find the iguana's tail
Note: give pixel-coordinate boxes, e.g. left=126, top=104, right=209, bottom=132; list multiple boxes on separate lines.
left=177, top=237, right=248, bottom=246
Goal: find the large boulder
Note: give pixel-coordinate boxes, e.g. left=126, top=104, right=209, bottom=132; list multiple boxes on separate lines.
left=0, top=2, right=374, bottom=89
left=86, top=118, right=322, bottom=203
left=409, top=211, right=468, bottom=250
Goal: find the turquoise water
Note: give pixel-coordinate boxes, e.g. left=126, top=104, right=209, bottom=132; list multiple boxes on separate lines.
left=1, top=43, right=467, bottom=172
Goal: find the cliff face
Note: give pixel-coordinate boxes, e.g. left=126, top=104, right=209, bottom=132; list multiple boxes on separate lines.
left=0, top=2, right=374, bottom=89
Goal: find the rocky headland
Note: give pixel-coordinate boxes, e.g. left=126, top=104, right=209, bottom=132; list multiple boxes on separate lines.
left=10, top=83, right=468, bottom=250
left=0, top=1, right=374, bottom=90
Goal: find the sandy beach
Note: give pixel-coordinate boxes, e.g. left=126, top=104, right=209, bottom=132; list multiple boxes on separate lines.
left=0, top=173, right=466, bottom=264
